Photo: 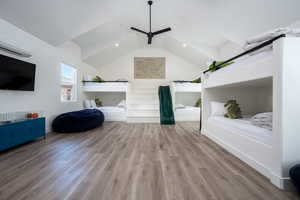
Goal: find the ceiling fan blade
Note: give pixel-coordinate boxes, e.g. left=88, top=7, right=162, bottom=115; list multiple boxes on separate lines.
left=131, top=27, right=147, bottom=35
left=152, top=27, right=171, bottom=36
left=148, top=36, right=152, bottom=44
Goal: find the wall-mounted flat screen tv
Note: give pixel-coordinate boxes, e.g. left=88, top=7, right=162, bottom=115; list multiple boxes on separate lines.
left=0, top=54, right=36, bottom=91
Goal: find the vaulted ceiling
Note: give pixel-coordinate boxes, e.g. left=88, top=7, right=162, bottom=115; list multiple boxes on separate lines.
left=0, top=0, right=300, bottom=67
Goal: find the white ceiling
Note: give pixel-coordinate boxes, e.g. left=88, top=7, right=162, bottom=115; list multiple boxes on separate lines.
left=0, top=0, right=300, bottom=67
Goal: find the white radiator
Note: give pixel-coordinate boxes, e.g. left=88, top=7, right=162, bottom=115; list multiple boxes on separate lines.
left=0, top=112, right=16, bottom=122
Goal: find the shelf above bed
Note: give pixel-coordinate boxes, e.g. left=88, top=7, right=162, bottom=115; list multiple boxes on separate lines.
left=82, top=82, right=129, bottom=92
left=202, top=51, right=275, bottom=89
left=172, top=82, right=202, bottom=93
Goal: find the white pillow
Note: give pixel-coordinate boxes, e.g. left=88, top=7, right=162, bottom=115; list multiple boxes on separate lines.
left=90, top=100, right=97, bottom=108
left=210, top=101, right=226, bottom=116
left=117, top=100, right=126, bottom=108
left=175, top=104, right=186, bottom=109
left=84, top=100, right=92, bottom=109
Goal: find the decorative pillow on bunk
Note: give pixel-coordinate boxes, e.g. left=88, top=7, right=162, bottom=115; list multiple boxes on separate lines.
left=224, top=100, right=242, bottom=119
left=117, top=100, right=126, bottom=108
left=210, top=101, right=226, bottom=116
left=95, top=98, right=103, bottom=107
left=251, top=112, right=273, bottom=130
left=90, top=100, right=97, bottom=108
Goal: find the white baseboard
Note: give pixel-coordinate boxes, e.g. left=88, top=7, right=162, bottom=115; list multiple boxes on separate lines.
left=269, top=171, right=293, bottom=190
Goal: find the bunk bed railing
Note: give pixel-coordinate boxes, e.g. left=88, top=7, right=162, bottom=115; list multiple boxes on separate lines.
left=203, top=34, right=286, bottom=74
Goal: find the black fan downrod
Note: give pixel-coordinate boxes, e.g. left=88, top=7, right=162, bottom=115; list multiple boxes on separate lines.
left=131, top=0, right=171, bottom=44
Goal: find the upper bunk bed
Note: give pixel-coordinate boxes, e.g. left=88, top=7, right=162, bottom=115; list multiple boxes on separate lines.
left=202, top=34, right=286, bottom=89
left=82, top=81, right=129, bottom=92
left=171, top=81, right=202, bottom=92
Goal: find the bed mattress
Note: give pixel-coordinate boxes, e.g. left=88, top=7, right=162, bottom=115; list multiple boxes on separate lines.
left=96, top=106, right=126, bottom=121
left=208, top=116, right=272, bottom=144
left=175, top=106, right=201, bottom=121
left=97, top=106, right=125, bottom=112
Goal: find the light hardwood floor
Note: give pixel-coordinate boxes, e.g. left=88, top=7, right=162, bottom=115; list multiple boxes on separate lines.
left=0, top=122, right=297, bottom=200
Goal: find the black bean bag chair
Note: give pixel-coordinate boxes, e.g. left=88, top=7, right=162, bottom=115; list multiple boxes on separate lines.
left=290, top=164, right=300, bottom=193
left=52, top=109, right=104, bottom=133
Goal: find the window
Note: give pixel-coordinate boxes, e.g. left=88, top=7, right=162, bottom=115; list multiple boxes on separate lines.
left=61, top=63, right=77, bottom=102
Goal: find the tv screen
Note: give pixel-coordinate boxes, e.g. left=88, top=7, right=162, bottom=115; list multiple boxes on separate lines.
left=0, top=54, right=36, bottom=91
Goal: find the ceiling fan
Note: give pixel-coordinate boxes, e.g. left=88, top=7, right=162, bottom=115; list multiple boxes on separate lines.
left=131, top=0, right=171, bottom=44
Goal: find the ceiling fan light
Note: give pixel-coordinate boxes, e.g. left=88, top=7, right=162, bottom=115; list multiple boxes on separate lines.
left=115, top=43, right=119, bottom=47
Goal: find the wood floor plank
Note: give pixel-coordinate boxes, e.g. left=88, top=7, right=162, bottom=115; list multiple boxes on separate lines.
left=0, top=122, right=297, bottom=200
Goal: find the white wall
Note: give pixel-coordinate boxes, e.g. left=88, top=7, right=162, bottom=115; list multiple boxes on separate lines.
left=218, top=41, right=243, bottom=61
left=92, top=48, right=201, bottom=106
left=96, top=48, right=201, bottom=81
left=289, top=20, right=300, bottom=28
left=0, top=19, right=99, bottom=132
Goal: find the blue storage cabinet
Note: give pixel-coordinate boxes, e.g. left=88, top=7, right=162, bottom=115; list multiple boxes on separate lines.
left=0, top=118, right=45, bottom=151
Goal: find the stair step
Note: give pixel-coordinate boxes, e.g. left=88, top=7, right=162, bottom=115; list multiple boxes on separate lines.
left=131, top=91, right=158, bottom=95
left=127, top=116, right=160, bottom=123
left=127, top=80, right=168, bottom=123
left=127, top=104, right=159, bottom=110
left=127, top=112, right=160, bottom=117
left=129, top=95, right=158, bottom=101
left=128, top=100, right=159, bottom=105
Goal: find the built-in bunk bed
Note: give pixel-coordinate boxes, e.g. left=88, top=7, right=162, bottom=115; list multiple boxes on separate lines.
left=171, top=81, right=201, bottom=121
left=201, top=34, right=300, bottom=190
left=82, top=81, right=129, bottom=121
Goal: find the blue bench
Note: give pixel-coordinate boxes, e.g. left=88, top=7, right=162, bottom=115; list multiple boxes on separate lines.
left=0, top=118, right=45, bottom=151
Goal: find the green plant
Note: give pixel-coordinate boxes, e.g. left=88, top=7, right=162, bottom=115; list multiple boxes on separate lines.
left=195, top=98, right=202, bottom=108
left=209, top=61, right=234, bottom=72
left=92, top=76, right=104, bottom=82
left=191, top=77, right=201, bottom=83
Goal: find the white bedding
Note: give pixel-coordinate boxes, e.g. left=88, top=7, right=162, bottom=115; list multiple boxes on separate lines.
left=175, top=106, right=201, bottom=121
left=97, top=106, right=125, bottom=112
left=176, top=106, right=200, bottom=111
left=208, top=116, right=272, bottom=144
left=96, top=106, right=126, bottom=121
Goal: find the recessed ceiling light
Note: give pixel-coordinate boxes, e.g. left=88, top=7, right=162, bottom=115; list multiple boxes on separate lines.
left=115, top=43, right=119, bottom=47
left=182, top=43, right=187, bottom=48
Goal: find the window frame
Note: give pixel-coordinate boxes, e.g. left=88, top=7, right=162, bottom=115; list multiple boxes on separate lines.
left=60, top=62, right=78, bottom=103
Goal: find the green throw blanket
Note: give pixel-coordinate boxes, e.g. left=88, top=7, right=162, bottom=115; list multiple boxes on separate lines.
left=159, top=86, right=175, bottom=125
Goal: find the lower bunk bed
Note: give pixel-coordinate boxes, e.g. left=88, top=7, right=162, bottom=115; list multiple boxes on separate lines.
left=203, top=116, right=273, bottom=180
left=96, top=106, right=126, bottom=122
left=84, top=100, right=127, bottom=122
left=175, top=106, right=201, bottom=121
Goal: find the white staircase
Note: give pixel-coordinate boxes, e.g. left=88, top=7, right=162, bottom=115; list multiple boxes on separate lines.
left=127, top=80, right=168, bottom=123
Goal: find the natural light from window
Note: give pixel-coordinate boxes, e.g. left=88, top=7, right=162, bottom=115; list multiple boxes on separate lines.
left=61, top=63, right=77, bottom=102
